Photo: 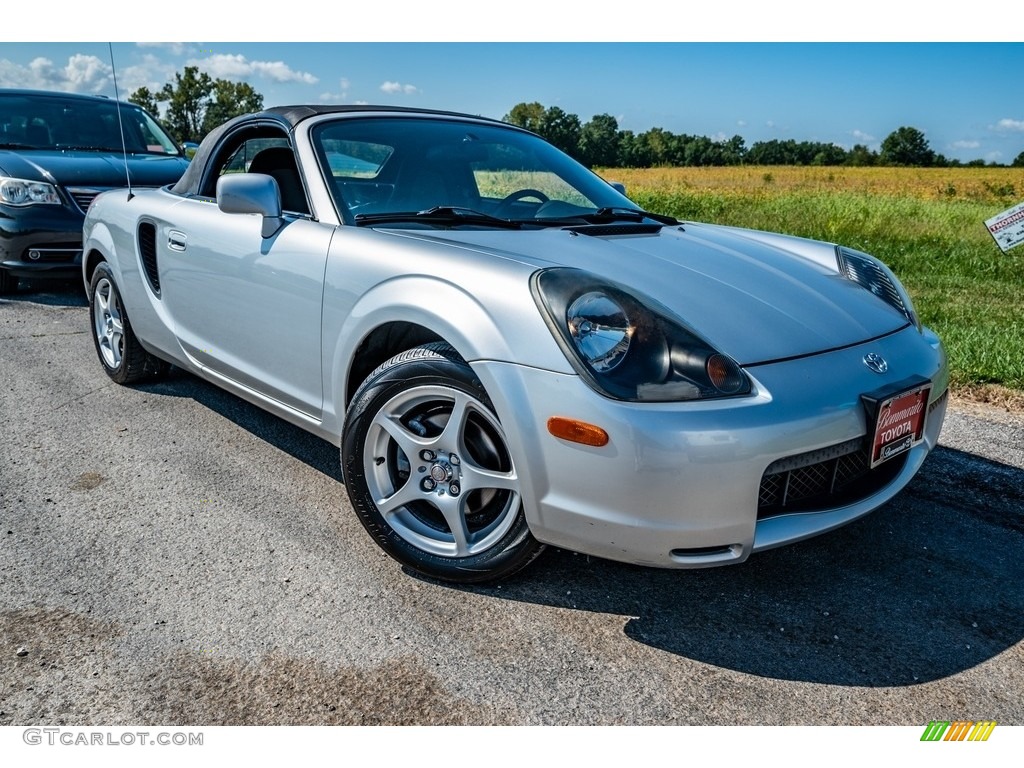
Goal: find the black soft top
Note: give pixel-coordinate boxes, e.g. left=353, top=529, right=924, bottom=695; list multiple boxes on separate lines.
left=266, top=104, right=507, bottom=128
left=171, top=104, right=509, bottom=197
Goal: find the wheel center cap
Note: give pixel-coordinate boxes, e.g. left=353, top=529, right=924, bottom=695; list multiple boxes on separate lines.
left=429, top=461, right=453, bottom=483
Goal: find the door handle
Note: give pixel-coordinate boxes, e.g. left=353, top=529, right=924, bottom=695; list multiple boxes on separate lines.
left=167, top=231, right=187, bottom=251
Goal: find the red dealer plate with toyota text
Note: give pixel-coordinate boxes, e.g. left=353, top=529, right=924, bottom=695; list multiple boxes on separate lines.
left=870, top=383, right=931, bottom=468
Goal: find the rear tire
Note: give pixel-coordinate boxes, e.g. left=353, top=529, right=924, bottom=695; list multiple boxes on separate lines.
left=342, top=343, right=544, bottom=583
left=88, top=262, right=169, bottom=384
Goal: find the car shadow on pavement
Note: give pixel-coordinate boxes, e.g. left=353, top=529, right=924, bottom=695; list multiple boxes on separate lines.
left=458, top=445, right=1024, bottom=687
left=135, top=367, right=343, bottom=483
left=0, top=278, right=87, bottom=307
left=126, top=360, right=1023, bottom=688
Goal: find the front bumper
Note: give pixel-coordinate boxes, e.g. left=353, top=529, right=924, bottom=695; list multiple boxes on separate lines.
left=0, top=202, right=86, bottom=279
left=472, top=325, right=948, bottom=568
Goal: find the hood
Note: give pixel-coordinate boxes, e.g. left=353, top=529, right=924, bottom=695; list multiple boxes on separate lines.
left=0, top=149, right=189, bottom=188
left=382, top=223, right=910, bottom=365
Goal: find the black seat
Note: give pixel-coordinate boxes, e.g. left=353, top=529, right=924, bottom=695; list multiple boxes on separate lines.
left=247, top=147, right=309, bottom=216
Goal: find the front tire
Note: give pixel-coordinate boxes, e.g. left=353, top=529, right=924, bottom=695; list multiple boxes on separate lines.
left=342, top=343, right=544, bottom=583
left=88, top=262, right=169, bottom=384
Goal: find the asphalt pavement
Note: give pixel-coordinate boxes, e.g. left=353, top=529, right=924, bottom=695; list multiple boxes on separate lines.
left=2, top=279, right=1022, bottom=725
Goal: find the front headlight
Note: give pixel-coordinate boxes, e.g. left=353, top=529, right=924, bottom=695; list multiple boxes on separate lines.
left=836, top=246, right=920, bottom=331
left=532, top=268, right=752, bottom=402
left=0, top=176, right=61, bottom=206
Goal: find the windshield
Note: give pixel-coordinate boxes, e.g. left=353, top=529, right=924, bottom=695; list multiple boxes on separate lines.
left=313, top=116, right=634, bottom=225
left=0, top=93, right=180, bottom=156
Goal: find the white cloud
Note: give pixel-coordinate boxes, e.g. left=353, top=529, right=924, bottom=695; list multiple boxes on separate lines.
left=986, top=151, right=1003, bottom=161
left=0, top=55, right=111, bottom=93
left=991, top=118, right=1024, bottom=132
left=136, top=42, right=188, bottom=56
left=117, top=54, right=174, bottom=95
left=851, top=129, right=875, bottom=143
left=189, top=54, right=318, bottom=84
left=319, top=77, right=351, bottom=102
left=952, top=140, right=980, bottom=149
left=711, top=132, right=728, bottom=142
left=380, top=80, right=418, bottom=95
left=737, top=119, right=747, bottom=127
left=766, top=120, right=775, bottom=128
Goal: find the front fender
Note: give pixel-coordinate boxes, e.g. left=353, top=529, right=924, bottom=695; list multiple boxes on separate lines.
left=321, top=271, right=573, bottom=436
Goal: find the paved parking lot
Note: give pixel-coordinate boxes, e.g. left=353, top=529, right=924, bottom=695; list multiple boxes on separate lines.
left=2, top=280, right=1022, bottom=725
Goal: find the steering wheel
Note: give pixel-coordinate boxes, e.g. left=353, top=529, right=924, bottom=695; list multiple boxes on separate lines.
left=494, top=188, right=550, bottom=217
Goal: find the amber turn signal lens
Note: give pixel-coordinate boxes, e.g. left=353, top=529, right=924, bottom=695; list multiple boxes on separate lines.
left=547, top=417, right=609, bottom=447
left=706, top=353, right=745, bottom=394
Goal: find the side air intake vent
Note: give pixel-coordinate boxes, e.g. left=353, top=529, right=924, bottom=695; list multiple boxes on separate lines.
left=138, top=222, right=160, bottom=296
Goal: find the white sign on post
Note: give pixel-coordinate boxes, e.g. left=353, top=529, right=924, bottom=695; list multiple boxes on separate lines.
left=985, top=200, right=1024, bottom=253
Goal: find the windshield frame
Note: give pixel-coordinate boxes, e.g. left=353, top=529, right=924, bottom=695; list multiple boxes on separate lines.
left=309, top=114, right=635, bottom=227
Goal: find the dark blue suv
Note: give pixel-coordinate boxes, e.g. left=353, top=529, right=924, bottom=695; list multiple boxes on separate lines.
left=0, top=89, right=189, bottom=293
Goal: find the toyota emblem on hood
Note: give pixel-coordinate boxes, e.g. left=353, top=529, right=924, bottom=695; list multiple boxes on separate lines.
left=863, top=353, right=888, bottom=374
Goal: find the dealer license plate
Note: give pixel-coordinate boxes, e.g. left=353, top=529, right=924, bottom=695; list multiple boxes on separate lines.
left=869, top=383, right=931, bottom=468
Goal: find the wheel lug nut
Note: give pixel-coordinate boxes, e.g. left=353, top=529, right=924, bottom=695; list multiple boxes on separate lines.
left=449, top=454, right=460, bottom=466
left=449, top=483, right=460, bottom=496
left=421, top=477, right=436, bottom=491
left=419, top=449, right=435, bottom=461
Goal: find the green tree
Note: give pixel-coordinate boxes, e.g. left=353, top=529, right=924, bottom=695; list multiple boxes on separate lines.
left=503, top=102, right=545, bottom=133
left=149, top=66, right=264, bottom=143
left=638, top=127, right=674, bottom=166
left=538, top=106, right=581, bottom=158
left=128, top=86, right=160, bottom=117
left=1012, top=150, right=1024, bottom=168
left=721, top=135, right=747, bottom=165
left=880, top=126, right=935, bottom=167
left=157, top=66, right=214, bottom=143
left=578, top=113, right=620, bottom=167
left=846, top=144, right=878, bottom=166
left=202, top=80, right=263, bottom=136
left=617, top=130, right=650, bottom=168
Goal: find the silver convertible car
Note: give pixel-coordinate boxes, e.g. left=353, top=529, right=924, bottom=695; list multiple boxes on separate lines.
left=82, top=105, right=948, bottom=582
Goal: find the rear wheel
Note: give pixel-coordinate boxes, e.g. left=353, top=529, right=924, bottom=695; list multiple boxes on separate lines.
left=88, top=262, right=169, bottom=384
left=342, top=343, right=544, bottom=583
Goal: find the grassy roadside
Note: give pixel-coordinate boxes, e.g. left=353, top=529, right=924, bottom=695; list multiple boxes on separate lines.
left=603, top=166, right=1024, bottom=398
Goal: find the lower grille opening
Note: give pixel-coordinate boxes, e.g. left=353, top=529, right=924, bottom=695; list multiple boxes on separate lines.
left=758, top=440, right=908, bottom=519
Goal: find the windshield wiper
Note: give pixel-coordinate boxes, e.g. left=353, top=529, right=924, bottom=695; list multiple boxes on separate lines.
left=56, top=144, right=132, bottom=153
left=591, top=207, right=679, bottom=225
left=0, top=142, right=40, bottom=150
left=516, top=206, right=680, bottom=228
left=354, top=206, right=522, bottom=229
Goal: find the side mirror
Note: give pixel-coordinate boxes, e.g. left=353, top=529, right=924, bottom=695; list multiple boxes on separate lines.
left=182, top=141, right=199, bottom=160
left=217, top=174, right=284, bottom=238
left=609, top=181, right=627, bottom=196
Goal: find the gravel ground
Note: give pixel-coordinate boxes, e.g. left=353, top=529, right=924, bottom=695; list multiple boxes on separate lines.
left=1, top=280, right=1022, bottom=726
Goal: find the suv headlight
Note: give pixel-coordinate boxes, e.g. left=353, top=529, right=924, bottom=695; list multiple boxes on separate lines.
left=532, top=268, right=752, bottom=402
left=0, top=177, right=61, bottom=206
left=836, top=246, right=920, bottom=331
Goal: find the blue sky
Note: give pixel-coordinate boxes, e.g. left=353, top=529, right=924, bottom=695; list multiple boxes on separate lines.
left=2, top=41, right=1022, bottom=163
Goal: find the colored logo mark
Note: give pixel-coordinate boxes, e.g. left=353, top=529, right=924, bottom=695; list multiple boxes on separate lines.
left=920, top=720, right=996, bottom=741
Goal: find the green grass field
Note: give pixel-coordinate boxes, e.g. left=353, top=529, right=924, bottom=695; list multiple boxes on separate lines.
left=602, top=166, right=1024, bottom=393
